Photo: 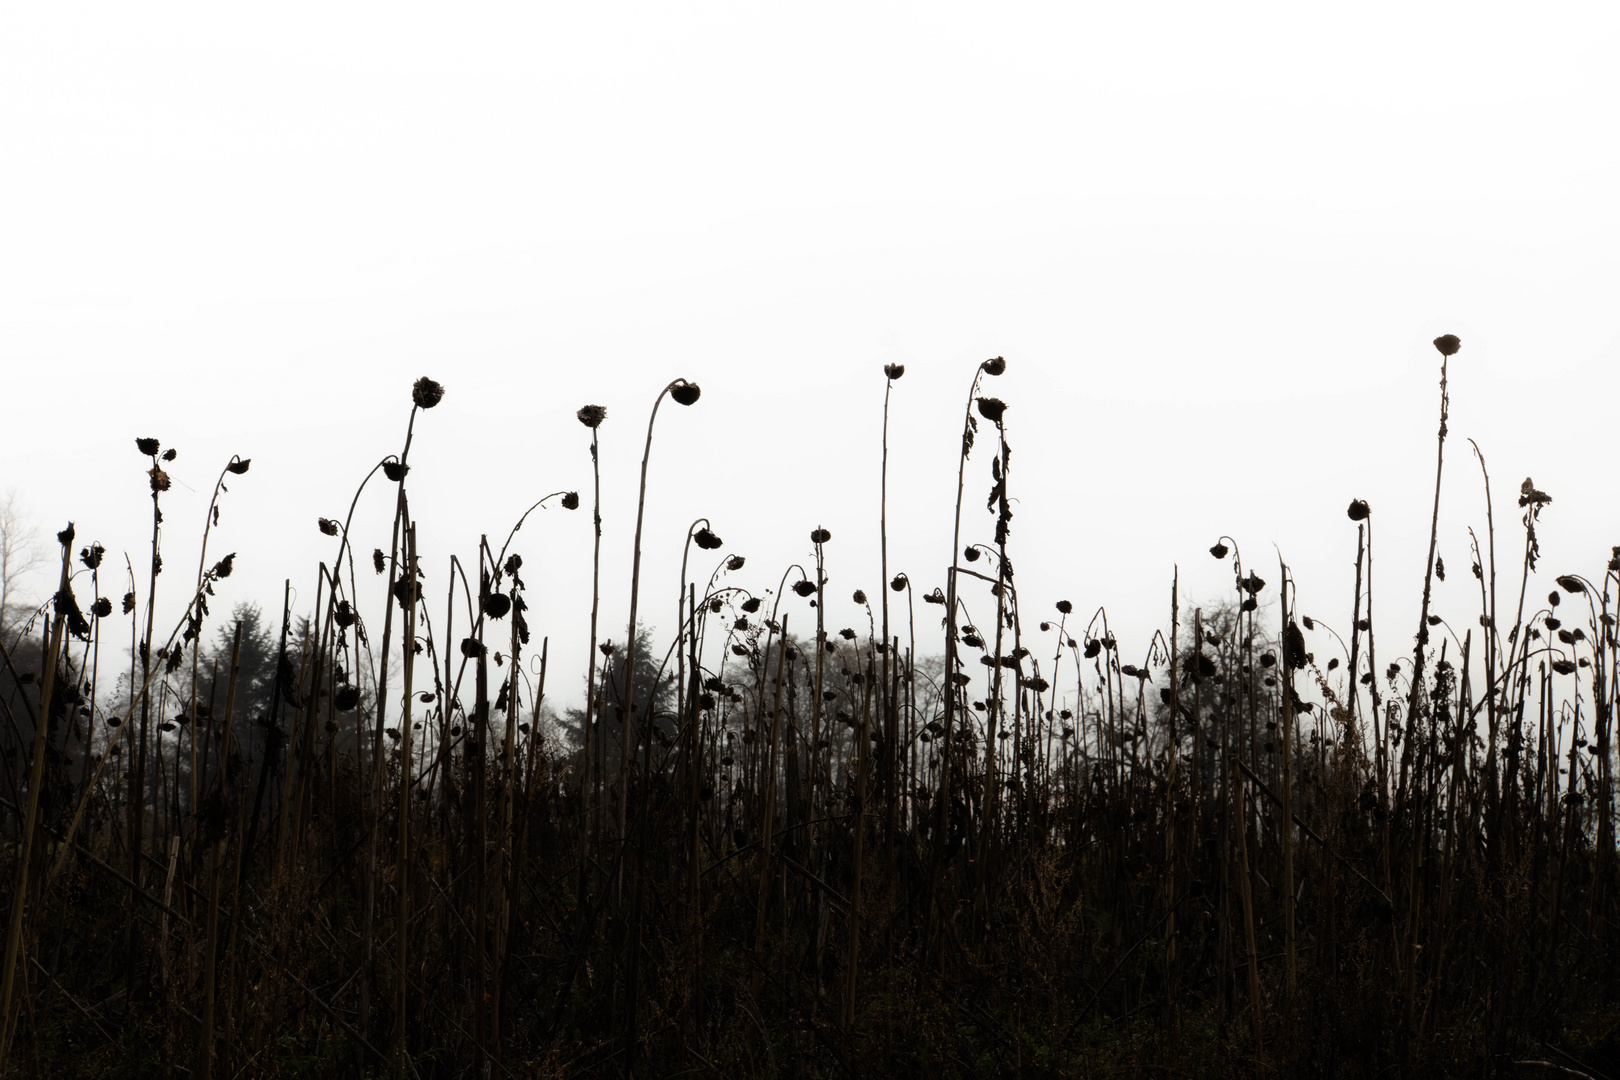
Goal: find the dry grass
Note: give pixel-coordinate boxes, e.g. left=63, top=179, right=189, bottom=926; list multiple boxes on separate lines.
left=2, top=338, right=1619, bottom=1078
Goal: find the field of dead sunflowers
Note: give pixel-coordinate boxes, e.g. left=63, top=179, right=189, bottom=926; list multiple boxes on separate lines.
left=3, top=338, right=1619, bottom=1079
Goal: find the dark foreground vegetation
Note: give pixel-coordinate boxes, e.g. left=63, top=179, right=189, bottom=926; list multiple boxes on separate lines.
left=4, top=339, right=1620, bottom=1078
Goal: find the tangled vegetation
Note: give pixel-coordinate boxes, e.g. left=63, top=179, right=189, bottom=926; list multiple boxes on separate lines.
left=3, top=340, right=1619, bottom=1078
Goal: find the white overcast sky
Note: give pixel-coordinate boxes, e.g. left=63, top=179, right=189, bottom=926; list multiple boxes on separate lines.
left=3, top=4, right=1618, bottom=711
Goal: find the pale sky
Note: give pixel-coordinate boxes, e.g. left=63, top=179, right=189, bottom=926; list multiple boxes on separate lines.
left=4, top=4, right=1618, bottom=712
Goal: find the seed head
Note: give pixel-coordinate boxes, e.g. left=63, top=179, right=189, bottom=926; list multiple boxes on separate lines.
left=891, top=573, right=908, bottom=591
left=318, top=518, right=340, bottom=536
left=694, top=527, right=722, bottom=550
left=852, top=589, right=867, bottom=605
left=980, top=356, right=1006, bottom=376
left=161, top=448, right=177, bottom=462
left=226, top=458, right=251, bottom=475
left=741, top=597, right=762, bottom=613
left=810, top=527, right=831, bottom=545
left=1347, top=499, right=1370, bottom=522
left=884, top=363, right=905, bottom=380
left=1210, top=543, right=1229, bottom=559
left=136, top=437, right=160, bottom=456
left=726, top=554, right=746, bottom=571
left=92, top=597, right=112, bottom=618
left=373, top=548, right=386, bottom=574
left=412, top=377, right=445, bottom=409
left=561, top=491, right=580, bottom=510
left=393, top=577, right=421, bottom=609
left=577, top=404, right=607, bottom=428
left=1518, top=478, right=1552, bottom=508
left=382, top=459, right=409, bottom=482
left=670, top=381, right=701, bottom=406
left=335, top=686, right=360, bottom=711
left=484, top=593, right=512, bottom=619
left=975, top=397, right=1006, bottom=423
left=793, top=579, right=817, bottom=597
left=1433, top=334, right=1461, bottom=357
left=81, top=543, right=105, bottom=570
left=1557, top=575, right=1586, bottom=595
left=1055, top=599, right=1072, bottom=614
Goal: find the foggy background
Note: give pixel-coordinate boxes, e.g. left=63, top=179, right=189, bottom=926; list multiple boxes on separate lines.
left=3, top=4, right=1617, bottom=713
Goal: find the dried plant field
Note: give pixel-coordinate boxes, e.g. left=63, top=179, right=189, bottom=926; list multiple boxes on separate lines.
left=4, top=339, right=1620, bottom=1078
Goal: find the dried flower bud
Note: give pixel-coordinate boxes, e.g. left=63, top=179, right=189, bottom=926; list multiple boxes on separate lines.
left=561, top=491, right=580, bottom=510
left=577, top=404, right=607, bottom=428
left=852, top=589, right=867, bottom=605
left=1433, top=334, right=1461, bottom=357
left=670, top=381, right=701, bottom=406
left=1347, top=499, right=1370, bottom=521
left=1055, top=599, right=1072, bottom=614
left=1518, top=478, right=1552, bottom=508
left=891, top=573, right=908, bottom=591
left=393, top=577, right=420, bottom=609
left=373, top=548, right=386, bottom=574
left=412, top=377, right=445, bottom=409
left=810, top=527, right=831, bottom=544
left=884, top=363, right=905, bottom=380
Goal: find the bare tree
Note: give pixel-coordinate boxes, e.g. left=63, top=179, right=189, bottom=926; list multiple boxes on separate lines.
left=0, top=489, right=45, bottom=641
